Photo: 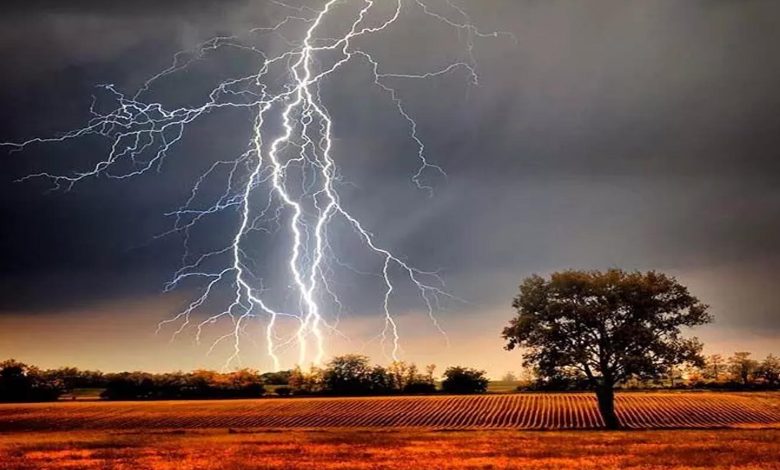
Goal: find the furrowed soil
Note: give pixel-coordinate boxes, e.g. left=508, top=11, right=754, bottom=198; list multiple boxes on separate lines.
left=1, top=392, right=778, bottom=431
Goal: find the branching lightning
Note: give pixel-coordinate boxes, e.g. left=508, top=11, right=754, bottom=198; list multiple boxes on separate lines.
left=2, top=0, right=511, bottom=370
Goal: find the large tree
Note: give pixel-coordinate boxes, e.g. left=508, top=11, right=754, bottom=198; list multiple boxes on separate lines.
left=502, top=269, right=711, bottom=429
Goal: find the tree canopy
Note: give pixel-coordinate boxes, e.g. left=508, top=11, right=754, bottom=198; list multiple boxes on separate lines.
left=441, top=367, right=489, bottom=394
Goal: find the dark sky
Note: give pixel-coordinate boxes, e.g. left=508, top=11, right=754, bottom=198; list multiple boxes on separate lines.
left=1, top=0, right=778, bottom=373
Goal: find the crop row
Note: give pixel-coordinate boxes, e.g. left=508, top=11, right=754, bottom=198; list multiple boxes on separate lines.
left=1, top=393, right=778, bottom=431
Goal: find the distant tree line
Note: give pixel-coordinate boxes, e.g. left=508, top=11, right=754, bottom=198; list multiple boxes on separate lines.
left=517, top=352, right=780, bottom=392
left=0, top=359, right=270, bottom=401
left=0, top=356, right=489, bottom=402
left=99, top=369, right=267, bottom=400
left=285, top=355, right=488, bottom=396
left=4, top=350, right=774, bottom=403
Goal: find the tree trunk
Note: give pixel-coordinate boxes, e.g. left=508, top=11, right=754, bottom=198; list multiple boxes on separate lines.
left=595, top=386, right=620, bottom=430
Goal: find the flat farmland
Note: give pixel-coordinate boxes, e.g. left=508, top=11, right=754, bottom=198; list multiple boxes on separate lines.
left=1, top=429, right=779, bottom=469
left=2, top=394, right=779, bottom=469
left=1, top=392, right=779, bottom=431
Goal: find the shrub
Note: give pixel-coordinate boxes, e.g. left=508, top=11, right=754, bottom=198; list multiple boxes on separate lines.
left=441, top=366, right=488, bottom=394
left=274, top=386, right=292, bottom=397
left=403, top=381, right=437, bottom=394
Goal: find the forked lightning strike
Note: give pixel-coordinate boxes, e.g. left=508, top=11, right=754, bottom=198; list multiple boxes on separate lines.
left=2, top=0, right=511, bottom=370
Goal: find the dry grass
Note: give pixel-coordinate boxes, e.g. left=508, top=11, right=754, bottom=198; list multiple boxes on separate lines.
left=1, top=428, right=779, bottom=469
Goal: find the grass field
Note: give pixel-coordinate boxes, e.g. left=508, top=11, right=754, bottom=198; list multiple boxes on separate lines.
left=1, top=393, right=778, bottom=469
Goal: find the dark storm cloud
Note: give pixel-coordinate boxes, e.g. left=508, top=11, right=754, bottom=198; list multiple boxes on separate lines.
left=1, top=0, right=243, bottom=15
left=0, top=0, right=299, bottom=86
left=1, top=0, right=779, bottom=338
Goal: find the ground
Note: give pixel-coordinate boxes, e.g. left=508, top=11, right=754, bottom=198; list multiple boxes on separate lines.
left=1, top=429, right=779, bottom=469
left=3, top=393, right=779, bottom=430
left=1, top=393, right=779, bottom=469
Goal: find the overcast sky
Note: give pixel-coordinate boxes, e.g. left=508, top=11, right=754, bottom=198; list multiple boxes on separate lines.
left=1, top=0, right=778, bottom=376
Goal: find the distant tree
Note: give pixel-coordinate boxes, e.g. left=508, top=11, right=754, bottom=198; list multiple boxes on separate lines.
left=501, top=372, right=518, bottom=383
left=403, top=364, right=437, bottom=394
left=288, top=366, right=324, bottom=395
left=503, top=270, right=711, bottom=429
left=387, top=361, right=418, bottom=391
left=517, top=368, right=538, bottom=387
left=756, top=354, right=780, bottom=388
left=387, top=361, right=436, bottom=394
left=223, top=369, right=266, bottom=397
left=530, top=367, right=590, bottom=391
left=406, top=364, right=438, bottom=394
left=0, top=360, right=32, bottom=402
left=260, top=370, right=293, bottom=386
left=667, top=365, right=685, bottom=388
left=441, top=367, right=488, bottom=394
left=424, top=364, right=437, bottom=383
left=728, top=352, right=759, bottom=386
left=683, top=363, right=705, bottom=386
left=367, top=365, right=393, bottom=393
left=0, top=359, right=62, bottom=402
left=321, top=355, right=375, bottom=395
left=705, top=354, right=725, bottom=382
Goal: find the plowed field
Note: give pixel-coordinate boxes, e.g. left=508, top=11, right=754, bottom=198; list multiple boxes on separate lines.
left=1, top=392, right=778, bottom=431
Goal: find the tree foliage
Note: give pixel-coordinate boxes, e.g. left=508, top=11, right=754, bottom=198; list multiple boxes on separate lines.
left=728, top=352, right=759, bottom=385
left=441, top=367, right=489, bottom=394
left=0, top=359, right=63, bottom=402
left=287, top=356, right=439, bottom=396
left=288, top=365, right=325, bottom=395
left=387, top=361, right=437, bottom=394
left=260, top=370, right=293, bottom=386
left=100, top=369, right=266, bottom=400
left=756, top=354, right=780, bottom=387
left=322, top=355, right=376, bottom=395
left=705, top=354, right=725, bottom=381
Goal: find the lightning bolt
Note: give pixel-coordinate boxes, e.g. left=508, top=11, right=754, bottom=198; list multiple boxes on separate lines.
left=2, top=0, right=512, bottom=370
